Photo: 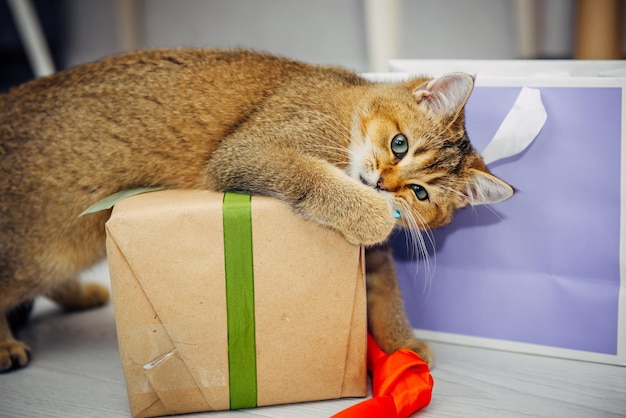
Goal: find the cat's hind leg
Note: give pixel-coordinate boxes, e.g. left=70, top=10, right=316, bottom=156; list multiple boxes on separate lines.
left=48, top=279, right=110, bottom=312
left=365, top=244, right=434, bottom=366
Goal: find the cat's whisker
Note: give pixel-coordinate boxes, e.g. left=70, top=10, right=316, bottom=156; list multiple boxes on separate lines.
left=438, top=184, right=468, bottom=201
left=413, top=217, right=435, bottom=287
left=427, top=135, right=450, bottom=148
left=439, top=184, right=505, bottom=223
left=411, top=216, right=435, bottom=302
left=311, top=143, right=353, bottom=156
left=307, top=140, right=356, bottom=168
left=397, top=201, right=420, bottom=261
left=295, top=110, right=356, bottom=163
left=397, top=199, right=435, bottom=300
left=422, top=128, right=465, bottom=152
left=296, top=109, right=353, bottom=143
left=310, top=127, right=353, bottom=147
left=475, top=199, right=504, bottom=222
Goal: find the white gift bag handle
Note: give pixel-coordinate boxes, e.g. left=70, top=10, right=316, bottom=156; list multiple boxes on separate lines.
left=481, top=87, right=547, bottom=165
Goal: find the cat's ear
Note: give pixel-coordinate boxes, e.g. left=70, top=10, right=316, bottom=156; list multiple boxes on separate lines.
left=462, top=168, right=514, bottom=206
left=413, top=73, right=474, bottom=119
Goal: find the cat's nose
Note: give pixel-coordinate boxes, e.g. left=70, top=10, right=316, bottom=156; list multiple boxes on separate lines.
left=376, top=177, right=387, bottom=191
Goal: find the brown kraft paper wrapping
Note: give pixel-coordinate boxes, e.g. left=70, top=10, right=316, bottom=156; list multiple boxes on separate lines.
left=105, top=189, right=367, bottom=417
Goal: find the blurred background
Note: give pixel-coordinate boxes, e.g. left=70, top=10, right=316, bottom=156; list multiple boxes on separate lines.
left=1, top=0, right=624, bottom=92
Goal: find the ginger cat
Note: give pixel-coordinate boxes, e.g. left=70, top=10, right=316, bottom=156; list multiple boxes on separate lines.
left=0, top=48, right=513, bottom=373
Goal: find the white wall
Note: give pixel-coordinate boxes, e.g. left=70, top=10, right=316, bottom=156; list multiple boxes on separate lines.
left=62, top=0, right=614, bottom=72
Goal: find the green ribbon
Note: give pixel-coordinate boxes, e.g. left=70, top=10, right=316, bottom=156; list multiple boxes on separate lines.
left=222, top=192, right=257, bottom=409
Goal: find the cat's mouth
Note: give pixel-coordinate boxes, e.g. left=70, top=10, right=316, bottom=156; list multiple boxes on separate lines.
left=360, top=175, right=385, bottom=193
left=359, top=175, right=376, bottom=189
left=360, top=174, right=400, bottom=219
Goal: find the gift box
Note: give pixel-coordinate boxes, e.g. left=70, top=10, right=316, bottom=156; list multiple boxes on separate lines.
left=371, top=61, right=626, bottom=365
left=105, top=190, right=367, bottom=417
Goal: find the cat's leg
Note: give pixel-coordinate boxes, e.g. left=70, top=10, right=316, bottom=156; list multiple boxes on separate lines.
left=365, top=244, right=434, bottom=365
left=206, top=142, right=396, bottom=246
left=0, top=279, right=108, bottom=373
left=0, top=310, right=31, bottom=373
left=48, top=279, right=110, bottom=312
left=6, top=300, right=34, bottom=334
left=290, top=161, right=395, bottom=245
left=0, top=269, right=34, bottom=372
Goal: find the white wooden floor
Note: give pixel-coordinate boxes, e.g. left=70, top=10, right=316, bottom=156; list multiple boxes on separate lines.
left=1, top=262, right=625, bottom=418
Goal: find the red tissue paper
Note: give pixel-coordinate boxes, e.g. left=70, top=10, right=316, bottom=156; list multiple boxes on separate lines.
left=333, top=333, right=434, bottom=418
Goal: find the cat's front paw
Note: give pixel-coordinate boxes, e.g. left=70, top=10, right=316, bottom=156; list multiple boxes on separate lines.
left=404, top=339, right=435, bottom=367
left=339, top=189, right=396, bottom=246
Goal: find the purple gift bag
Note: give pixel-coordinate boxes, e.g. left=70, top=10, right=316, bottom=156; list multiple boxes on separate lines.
left=383, top=63, right=626, bottom=365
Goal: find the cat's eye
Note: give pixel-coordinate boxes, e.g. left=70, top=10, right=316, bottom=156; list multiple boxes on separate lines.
left=391, top=134, right=409, bottom=159
left=410, top=184, right=429, bottom=201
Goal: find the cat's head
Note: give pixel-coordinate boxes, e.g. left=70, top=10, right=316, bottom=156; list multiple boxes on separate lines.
left=348, top=73, right=514, bottom=230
